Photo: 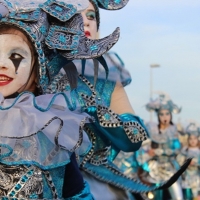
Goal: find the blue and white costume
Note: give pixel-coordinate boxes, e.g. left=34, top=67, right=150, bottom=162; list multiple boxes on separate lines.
left=0, top=0, right=192, bottom=199
left=135, top=93, right=185, bottom=200
left=177, top=123, right=200, bottom=199
left=0, top=0, right=123, bottom=198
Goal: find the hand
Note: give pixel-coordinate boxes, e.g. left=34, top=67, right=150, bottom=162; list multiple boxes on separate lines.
left=190, top=159, right=197, bottom=166
left=148, top=149, right=155, bottom=156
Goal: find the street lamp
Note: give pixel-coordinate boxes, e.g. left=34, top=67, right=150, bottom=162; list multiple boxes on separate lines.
left=150, top=64, right=160, bottom=121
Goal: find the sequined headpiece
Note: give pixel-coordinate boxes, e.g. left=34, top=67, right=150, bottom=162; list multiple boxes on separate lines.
left=185, top=122, right=200, bottom=137
left=146, top=92, right=181, bottom=114
left=0, top=0, right=121, bottom=93
left=89, top=0, right=129, bottom=30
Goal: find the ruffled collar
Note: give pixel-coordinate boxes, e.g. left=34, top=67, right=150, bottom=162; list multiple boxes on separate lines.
left=0, top=92, right=91, bottom=169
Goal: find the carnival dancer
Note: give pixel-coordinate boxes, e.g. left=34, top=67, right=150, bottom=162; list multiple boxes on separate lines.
left=0, top=0, right=191, bottom=199
left=0, top=0, right=149, bottom=199
left=135, top=92, right=185, bottom=200
left=0, top=0, right=123, bottom=198
left=77, top=2, right=191, bottom=199
left=177, top=122, right=200, bottom=200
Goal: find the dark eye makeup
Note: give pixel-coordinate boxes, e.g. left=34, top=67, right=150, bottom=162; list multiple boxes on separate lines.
left=86, top=11, right=96, bottom=20
left=9, top=53, right=24, bottom=72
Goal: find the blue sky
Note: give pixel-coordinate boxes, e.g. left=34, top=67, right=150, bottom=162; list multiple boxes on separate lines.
left=99, top=0, right=200, bottom=126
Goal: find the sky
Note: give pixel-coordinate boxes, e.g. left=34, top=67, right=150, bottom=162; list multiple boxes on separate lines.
left=99, top=0, right=200, bottom=126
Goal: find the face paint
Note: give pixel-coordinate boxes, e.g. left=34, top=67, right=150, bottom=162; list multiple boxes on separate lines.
left=9, top=52, right=24, bottom=73
left=0, top=34, right=33, bottom=97
left=86, top=11, right=96, bottom=21
left=81, top=2, right=98, bottom=39
left=158, top=109, right=171, bottom=126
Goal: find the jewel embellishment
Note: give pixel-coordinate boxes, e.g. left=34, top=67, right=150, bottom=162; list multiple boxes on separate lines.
left=123, top=121, right=148, bottom=143
left=97, top=106, right=122, bottom=128
left=45, top=25, right=80, bottom=50
left=40, top=0, right=77, bottom=22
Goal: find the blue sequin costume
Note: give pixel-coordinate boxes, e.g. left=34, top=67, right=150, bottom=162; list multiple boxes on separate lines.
left=177, top=123, right=200, bottom=199
left=0, top=0, right=122, bottom=199
left=177, top=146, right=200, bottom=199
left=134, top=93, right=185, bottom=200
left=68, top=59, right=191, bottom=199
left=0, top=0, right=191, bottom=199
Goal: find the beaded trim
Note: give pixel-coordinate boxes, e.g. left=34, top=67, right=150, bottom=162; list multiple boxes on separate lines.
left=97, top=105, right=122, bottom=127
left=0, top=164, right=64, bottom=199
left=90, top=147, right=109, bottom=166
left=123, top=121, right=147, bottom=143
left=80, top=126, right=110, bottom=167
left=78, top=74, right=96, bottom=108
left=7, top=166, right=36, bottom=198
left=82, top=165, right=144, bottom=193
left=78, top=76, right=148, bottom=144
left=97, top=106, right=148, bottom=143
left=82, top=163, right=154, bottom=194
left=80, top=127, right=96, bottom=168
left=1, top=116, right=63, bottom=139
left=101, top=158, right=193, bottom=194
left=43, top=170, right=58, bottom=199
left=68, top=117, right=90, bottom=152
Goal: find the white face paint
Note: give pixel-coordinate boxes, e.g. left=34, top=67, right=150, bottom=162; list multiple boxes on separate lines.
left=158, top=109, right=171, bottom=126
left=0, top=34, right=32, bottom=97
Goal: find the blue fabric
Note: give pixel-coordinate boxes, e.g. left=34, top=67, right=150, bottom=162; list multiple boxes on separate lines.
left=65, top=181, right=94, bottom=200
left=77, top=76, right=148, bottom=154
left=43, top=166, right=66, bottom=199
left=171, top=138, right=181, bottom=150
left=85, top=109, right=145, bottom=153
left=63, top=153, right=84, bottom=198
left=83, top=161, right=160, bottom=193
left=183, top=188, right=193, bottom=200
left=77, top=76, right=115, bottom=107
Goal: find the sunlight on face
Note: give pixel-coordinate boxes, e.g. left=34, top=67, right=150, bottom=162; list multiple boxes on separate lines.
left=81, top=2, right=98, bottom=39
left=0, top=34, right=32, bottom=97
left=158, top=109, right=171, bottom=126
left=188, top=135, right=199, bottom=148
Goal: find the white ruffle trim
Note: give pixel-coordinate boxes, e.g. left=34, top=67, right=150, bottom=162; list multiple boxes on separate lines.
left=0, top=92, right=91, bottom=169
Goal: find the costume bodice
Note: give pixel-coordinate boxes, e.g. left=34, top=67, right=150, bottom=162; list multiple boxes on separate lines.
left=146, top=122, right=181, bottom=157
left=0, top=91, right=92, bottom=199
left=77, top=75, right=115, bottom=108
